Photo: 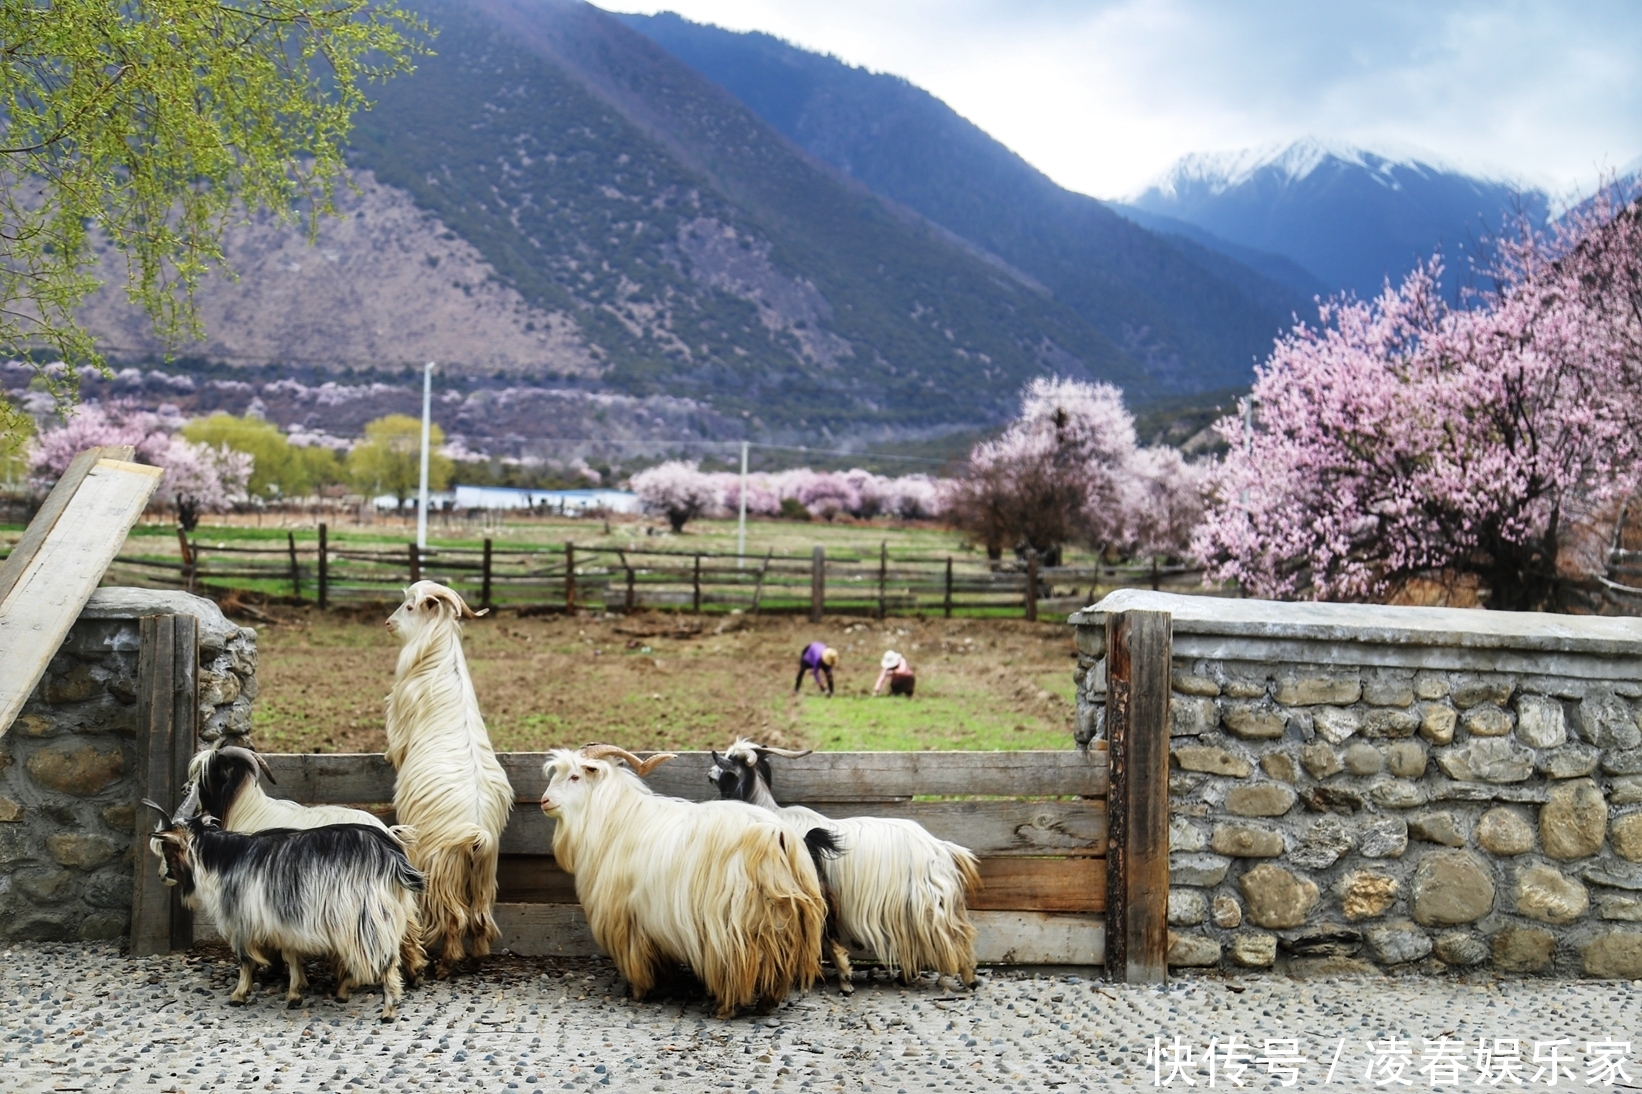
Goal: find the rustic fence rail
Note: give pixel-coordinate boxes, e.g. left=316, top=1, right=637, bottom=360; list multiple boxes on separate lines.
left=185, top=749, right=1110, bottom=966
left=8, top=525, right=1214, bottom=618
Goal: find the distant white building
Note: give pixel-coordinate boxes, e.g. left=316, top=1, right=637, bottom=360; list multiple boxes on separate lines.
left=373, top=487, right=639, bottom=514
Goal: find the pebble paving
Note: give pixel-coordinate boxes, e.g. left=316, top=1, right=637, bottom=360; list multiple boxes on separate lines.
left=1, top=943, right=1638, bottom=1092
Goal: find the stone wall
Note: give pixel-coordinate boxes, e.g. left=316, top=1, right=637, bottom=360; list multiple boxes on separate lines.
left=0, top=589, right=256, bottom=943
left=1072, top=591, right=1642, bottom=979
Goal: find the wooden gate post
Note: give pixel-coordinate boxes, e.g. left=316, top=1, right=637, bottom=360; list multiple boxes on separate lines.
left=1104, top=608, right=1171, bottom=984
left=408, top=541, right=421, bottom=583
left=809, top=545, right=824, bottom=623
left=564, top=542, right=576, bottom=612
left=480, top=537, right=493, bottom=612
left=131, top=613, right=199, bottom=955
left=877, top=541, right=887, bottom=620
left=944, top=556, right=953, bottom=618
left=287, top=532, right=301, bottom=600
left=317, top=523, right=329, bottom=610
left=693, top=554, right=702, bottom=614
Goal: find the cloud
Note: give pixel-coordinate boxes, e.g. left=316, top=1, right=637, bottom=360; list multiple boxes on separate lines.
left=602, top=0, right=1642, bottom=199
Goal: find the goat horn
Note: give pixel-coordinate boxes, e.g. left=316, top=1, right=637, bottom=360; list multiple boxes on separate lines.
left=580, top=743, right=677, bottom=777
left=251, top=750, right=276, bottom=785
left=758, top=746, right=814, bottom=759
left=141, top=799, right=172, bottom=828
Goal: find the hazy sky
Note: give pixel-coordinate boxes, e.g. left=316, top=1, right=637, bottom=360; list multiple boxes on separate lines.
left=603, top=0, right=1642, bottom=201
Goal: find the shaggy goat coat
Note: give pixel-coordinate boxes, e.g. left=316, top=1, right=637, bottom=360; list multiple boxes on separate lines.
left=711, top=740, right=980, bottom=987
left=188, top=745, right=400, bottom=836
left=385, top=582, right=513, bottom=969
left=541, top=748, right=827, bottom=1018
left=146, top=813, right=424, bottom=1020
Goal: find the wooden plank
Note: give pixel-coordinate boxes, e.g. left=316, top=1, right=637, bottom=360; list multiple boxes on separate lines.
left=0, top=451, right=159, bottom=737
left=259, top=750, right=1108, bottom=805
left=0, top=445, right=132, bottom=605
left=131, top=614, right=198, bottom=955
left=486, top=904, right=1102, bottom=965
left=1104, top=609, right=1171, bottom=985
left=496, top=853, right=1104, bottom=913
left=489, top=798, right=1105, bottom=858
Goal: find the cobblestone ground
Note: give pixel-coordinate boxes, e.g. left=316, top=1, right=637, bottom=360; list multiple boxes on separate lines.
left=1, top=944, right=1639, bottom=1092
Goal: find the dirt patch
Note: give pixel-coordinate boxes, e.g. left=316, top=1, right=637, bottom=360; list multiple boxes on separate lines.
left=247, top=608, right=1080, bottom=754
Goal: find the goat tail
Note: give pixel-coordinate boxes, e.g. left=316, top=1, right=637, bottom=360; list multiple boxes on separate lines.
left=803, top=826, right=845, bottom=873
left=759, top=827, right=828, bottom=998
left=388, top=823, right=419, bottom=852
left=466, top=828, right=502, bottom=953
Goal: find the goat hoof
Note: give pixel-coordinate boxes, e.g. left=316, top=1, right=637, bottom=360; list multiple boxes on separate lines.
left=838, top=980, right=855, bottom=996
left=286, top=997, right=303, bottom=1010
left=228, top=997, right=246, bottom=1007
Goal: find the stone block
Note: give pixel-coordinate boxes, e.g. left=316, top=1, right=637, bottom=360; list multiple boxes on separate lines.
left=1582, top=862, right=1642, bottom=891
left=0, top=827, right=28, bottom=865
left=1515, top=864, right=1589, bottom=924
left=1166, top=932, right=1222, bottom=967
left=1172, top=672, right=1220, bottom=697
left=1580, top=932, right=1642, bottom=979
left=1386, top=742, right=1427, bottom=778
left=1281, top=926, right=1361, bottom=956
left=1515, top=695, right=1567, bottom=749
left=1228, top=933, right=1276, bottom=967
left=1365, top=921, right=1432, bottom=965
left=1413, top=673, right=1450, bottom=701
left=14, top=868, right=75, bottom=903
left=1597, top=895, right=1642, bottom=921
left=1221, top=677, right=1269, bottom=700
left=1312, top=707, right=1363, bottom=745
left=1370, top=779, right=1428, bottom=809
left=1260, top=753, right=1299, bottom=783
left=1361, top=709, right=1422, bottom=739
left=13, top=715, right=55, bottom=738
left=1540, top=746, right=1600, bottom=780
left=1436, top=738, right=1534, bottom=783
left=1240, top=864, right=1320, bottom=929
left=0, top=797, right=22, bottom=823
left=1275, top=672, right=1360, bottom=706
left=1171, top=772, right=1208, bottom=796
left=1492, top=927, right=1555, bottom=973
left=1461, top=705, right=1514, bottom=738
left=1362, top=673, right=1414, bottom=708
left=1173, top=745, right=1252, bottom=778
left=1338, top=871, right=1399, bottom=920
left=1306, top=785, right=1367, bottom=814
left=1432, top=930, right=1488, bottom=967
left=1358, top=816, right=1408, bottom=858
left=1291, top=816, right=1354, bottom=869
left=1614, top=777, right=1642, bottom=806
left=1477, top=808, right=1535, bottom=855
left=1419, top=704, right=1458, bottom=745
left=1301, top=743, right=1343, bottom=779
left=1577, top=692, right=1641, bottom=750
left=1226, top=782, right=1298, bottom=817
left=78, top=913, right=129, bottom=941
left=1171, top=696, right=1219, bottom=737
left=100, top=804, right=135, bottom=832
left=1171, top=853, right=1231, bottom=887
left=24, top=745, right=124, bottom=796
left=1285, top=956, right=1381, bottom=978
left=1540, top=779, right=1607, bottom=860
left=45, top=833, right=119, bottom=869
left=1212, top=824, right=1285, bottom=858
left=1168, top=889, right=1208, bottom=926
left=1408, top=812, right=1465, bottom=847
left=1343, top=743, right=1384, bottom=776
left=1451, top=675, right=1514, bottom=710
left=1212, top=895, right=1243, bottom=928
left=1604, top=749, right=1642, bottom=776
left=46, top=661, right=100, bottom=704
left=1411, top=851, right=1495, bottom=926
left=1612, top=813, right=1642, bottom=862
left=1169, top=817, right=1208, bottom=853
left=1221, top=704, right=1288, bottom=741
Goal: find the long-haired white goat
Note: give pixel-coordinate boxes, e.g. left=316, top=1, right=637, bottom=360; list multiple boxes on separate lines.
left=709, top=739, right=981, bottom=992
left=385, top=581, right=514, bottom=975
left=541, top=744, right=830, bottom=1018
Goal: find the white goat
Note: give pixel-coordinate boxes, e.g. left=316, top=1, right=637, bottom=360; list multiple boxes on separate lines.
left=709, top=739, right=981, bottom=991
left=187, top=744, right=405, bottom=838
left=144, top=799, right=424, bottom=1021
left=540, top=744, right=829, bottom=1018
left=385, top=581, right=514, bottom=975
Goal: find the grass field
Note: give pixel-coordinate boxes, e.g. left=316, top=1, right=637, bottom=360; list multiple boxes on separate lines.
left=247, top=608, right=1081, bottom=756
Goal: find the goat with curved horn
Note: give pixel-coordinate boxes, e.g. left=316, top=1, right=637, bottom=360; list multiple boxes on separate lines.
left=579, top=744, right=677, bottom=778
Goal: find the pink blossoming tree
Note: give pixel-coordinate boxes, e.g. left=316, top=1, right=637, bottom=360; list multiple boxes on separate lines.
left=1194, top=194, right=1642, bottom=610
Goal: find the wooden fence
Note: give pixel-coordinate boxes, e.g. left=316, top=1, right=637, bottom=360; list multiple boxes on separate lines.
left=84, top=526, right=1209, bottom=619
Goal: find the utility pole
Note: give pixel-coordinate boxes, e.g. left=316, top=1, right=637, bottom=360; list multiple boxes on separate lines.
left=737, top=440, right=749, bottom=568
left=416, top=362, right=434, bottom=555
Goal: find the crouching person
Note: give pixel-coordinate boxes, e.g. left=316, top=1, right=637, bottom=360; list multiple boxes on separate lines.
left=873, top=650, right=916, bottom=697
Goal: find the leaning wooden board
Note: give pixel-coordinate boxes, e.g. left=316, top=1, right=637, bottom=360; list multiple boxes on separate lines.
left=238, top=749, right=1108, bottom=965
left=0, top=447, right=161, bottom=737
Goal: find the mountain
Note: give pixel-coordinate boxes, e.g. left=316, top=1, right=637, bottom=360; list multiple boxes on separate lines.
left=1123, top=140, right=1551, bottom=300
left=614, top=10, right=1308, bottom=392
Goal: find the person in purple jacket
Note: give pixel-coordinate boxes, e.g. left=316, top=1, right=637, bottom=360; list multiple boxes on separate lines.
left=794, top=642, right=839, bottom=696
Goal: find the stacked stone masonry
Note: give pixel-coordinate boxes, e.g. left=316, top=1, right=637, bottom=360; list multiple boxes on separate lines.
left=1073, top=591, right=1642, bottom=980
left=0, top=590, right=256, bottom=944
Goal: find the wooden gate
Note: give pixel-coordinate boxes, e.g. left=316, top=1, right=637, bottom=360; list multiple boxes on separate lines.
left=197, top=749, right=1112, bottom=966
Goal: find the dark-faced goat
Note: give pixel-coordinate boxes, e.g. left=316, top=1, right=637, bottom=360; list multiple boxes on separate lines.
left=144, top=798, right=426, bottom=1020
left=710, top=739, right=980, bottom=992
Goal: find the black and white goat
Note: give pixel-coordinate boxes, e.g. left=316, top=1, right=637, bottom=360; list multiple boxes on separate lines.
left=187, top=744, right=410, bottom=841
left=709, top=740, right=981, bottom=992
left=143, top=796, right=426, bottom=1020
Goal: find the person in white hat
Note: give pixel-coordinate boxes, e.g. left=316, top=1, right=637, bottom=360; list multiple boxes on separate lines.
left=873, top=649, right=916, bottom=697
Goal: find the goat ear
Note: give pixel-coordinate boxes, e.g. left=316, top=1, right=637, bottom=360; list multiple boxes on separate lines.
left=582, top=764, right=599, bottom=777
left=422, top=596, right=440, bottom=612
